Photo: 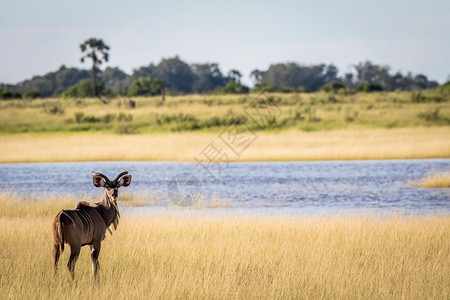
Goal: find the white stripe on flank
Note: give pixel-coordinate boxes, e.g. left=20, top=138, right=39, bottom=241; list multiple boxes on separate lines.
left=80, top=210, right=94, bottom=230
left=62, top=211, right=76, bottom=226
left=77, top=210, right=89, bottom=228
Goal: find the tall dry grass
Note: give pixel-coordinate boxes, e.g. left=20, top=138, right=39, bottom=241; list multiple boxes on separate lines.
left=0, top=196, right=448, bottom=299
left=414, top=173, right=450, bottom=188
left=1, top=127, right=449, bottom=163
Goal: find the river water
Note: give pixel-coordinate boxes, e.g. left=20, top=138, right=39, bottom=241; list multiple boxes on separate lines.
left=0, top=160, right=448, bottom=215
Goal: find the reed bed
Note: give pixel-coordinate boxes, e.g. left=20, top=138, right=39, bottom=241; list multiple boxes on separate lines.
left=415, top=173, right=450, bottom=188
left=0, top=195, right=448, bottom=299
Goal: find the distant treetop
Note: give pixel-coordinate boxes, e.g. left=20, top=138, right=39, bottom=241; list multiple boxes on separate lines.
left=1, top=56, right=440, bottom=98
left=80, top=38, right=110, bottom=97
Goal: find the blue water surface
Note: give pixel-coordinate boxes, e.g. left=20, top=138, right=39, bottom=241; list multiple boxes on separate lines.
left=0, top=160, right=448, bottom=215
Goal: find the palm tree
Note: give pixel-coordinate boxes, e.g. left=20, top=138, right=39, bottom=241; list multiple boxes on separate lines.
left=227, top=69, right=242, bottom=83
left=249, top=69, right=263, bottom=85
left=80, top=38, right=110, bottom=97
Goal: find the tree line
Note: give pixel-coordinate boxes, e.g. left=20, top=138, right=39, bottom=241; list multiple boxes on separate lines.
left=0, top=55, right=442, bottom=100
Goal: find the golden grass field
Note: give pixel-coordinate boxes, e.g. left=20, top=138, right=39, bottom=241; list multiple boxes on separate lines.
left=0, top=195, right=448, bottom=299
left=0, top=127, right=449, bottom=163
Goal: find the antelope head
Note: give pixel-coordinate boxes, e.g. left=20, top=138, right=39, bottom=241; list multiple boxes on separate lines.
left=91, top=170, right=132, bottom=203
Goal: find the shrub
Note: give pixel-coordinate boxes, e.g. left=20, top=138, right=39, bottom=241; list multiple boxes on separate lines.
left=344, top=108, right=359, bottom=122
left=417, top=108, right=440, bottom=121
left=345, top=116, right=354, bottom=122
left=102, top=113, right=116, bottom=123
left=411, top=92, right=426, bottom=103
left=202, top=116, right=222, bottom=128
left=247, top=95, right=281, bottom=108
left=252, top=83, right=301, bottom=93
left=320, top=81, right=348, bottom=93
left=114, top=124, right=136, bottom=134
left=117, top=113, right=133, bottom=122
left=127, top=77, right=164, bottom=96
left=23, top=90, right=41, bottom=99
left=410, top=92, right=445, bottom=103
left=81, top=115, right=101, bottom=123
left=62, top=80, right=108, bottom=98
left=309, top=94, right=339, bottom=105
left=74, top=112, right=85, bottom=123
left=354, top=82, right=383, bottom=92
left=303, top=107, right=320, bottom=122
left=214, top=81, right=250, bottom=94
left=0, top=88, right=21, bottom=100
left=43, top=105, right=64, bottom=115
left=74, top=112, right=131, bottom=124
left=433, top=81, right=450, bottom=96
left=156, top=113, right=198, bottom=126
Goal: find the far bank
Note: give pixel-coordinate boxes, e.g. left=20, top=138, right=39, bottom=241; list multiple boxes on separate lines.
left=0, top=127, right=448, bottom=163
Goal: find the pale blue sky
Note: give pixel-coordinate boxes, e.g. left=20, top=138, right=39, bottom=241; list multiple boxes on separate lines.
left=1, top=0, right=449, bottom=84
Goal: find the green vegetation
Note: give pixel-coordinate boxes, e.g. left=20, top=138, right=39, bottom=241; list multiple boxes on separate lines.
left=355, top=81, right=383, bottom=92
left=252, top=82, right=305, bottom=93
left=213, top=81, right=250, bottom=94
left=434, top=81, right=450, bottom=95
left=2, top=57, right=441, bottom=98
left=127, top=77, right=164, bottom=97
left=256, top=62, right=339, bottom=91
left=1, top=65, right=90, bottom=97
left=61, top=80, right=108, bottom=98
left=0, top=90, right=448, bottom=134
left=71, top=111, right=132, bottom=124
left=0, top=87, right=22, bottom=99
left=320, top=81, right=348, bottom=93
left=22, top=90, right=41, bottom=99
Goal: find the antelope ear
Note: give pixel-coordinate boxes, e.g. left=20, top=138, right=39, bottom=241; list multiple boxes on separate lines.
left=93, top=175, right=106, bottom=187
left=118, top=175, right=132, bottom=187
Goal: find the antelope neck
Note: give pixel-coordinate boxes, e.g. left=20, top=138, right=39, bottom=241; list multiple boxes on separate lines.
left=98, top=192, right=119, bottom=227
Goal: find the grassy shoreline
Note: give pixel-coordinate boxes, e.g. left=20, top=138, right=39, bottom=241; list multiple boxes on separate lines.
left=0, top=127, right=449, bottom=163
left=0, top=195, right=448, bottom=299
left=1, top=92, right=448, bottom=163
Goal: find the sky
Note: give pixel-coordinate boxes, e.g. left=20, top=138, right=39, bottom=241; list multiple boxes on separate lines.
left=1, top=0, right=449, bottom=85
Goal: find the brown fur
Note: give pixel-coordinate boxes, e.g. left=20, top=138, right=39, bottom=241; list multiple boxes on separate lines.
left=52, top=172, right=131, bottom=280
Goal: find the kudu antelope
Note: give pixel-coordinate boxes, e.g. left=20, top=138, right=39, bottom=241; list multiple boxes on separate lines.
left=52, top=170, right=132, bottom=279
